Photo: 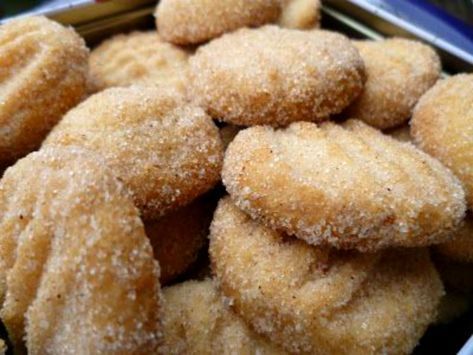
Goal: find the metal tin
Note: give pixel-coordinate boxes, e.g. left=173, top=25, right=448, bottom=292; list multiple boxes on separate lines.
left=460, top=336, right=473, bottom=355
left=0, top=1, right=156, bottom=45
left=2, top=0, right=153, bottom=25
left=324, top=0, right=473, bottom=73
left=8, top=0, right=472, bottom=73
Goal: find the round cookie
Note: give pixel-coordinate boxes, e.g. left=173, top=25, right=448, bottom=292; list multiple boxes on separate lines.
left=155, top=0, right=281, bottom=45
left=0, top=16, right=88, bottom=163
left=0, top=147, right=161, bottom=353
left=223, top=120, right=466, bottom=251
left=160, top=279, right=286, bottom=354
left=44, top=86, right=224, bottom=220
left=344, top=38, right=441, bottom=130
left=210, top=198, right=444, bottom=354
left=145, top=196, right=215, bottom=285
left=190, top=27, right=365, bottom=126
left=411, top=74, right=473, bottom=209
left=89, top=31, right=190, bottom=92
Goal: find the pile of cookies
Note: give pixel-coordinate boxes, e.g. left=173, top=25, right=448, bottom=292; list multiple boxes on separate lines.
left=0, top=0, right=472, bottom=354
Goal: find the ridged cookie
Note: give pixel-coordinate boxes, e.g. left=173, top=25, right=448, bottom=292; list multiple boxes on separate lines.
left=160, top=279, right=285, bottom=354
left=44, top=86, right=223, bottom=220
left=0, top=16, right=88, bottom=163
left=223, top=120, right=466, bottom=251
left=0, top=147, right=161, bottom=354
left=210, top=198, right=443, bottom=354
left=89, top=31, right=189, bottom=92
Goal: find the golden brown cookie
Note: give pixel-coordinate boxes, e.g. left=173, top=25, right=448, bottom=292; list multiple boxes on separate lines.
left=210, top=198, right=444, bottom=354
left=190, top=27, right=365, bottom=126
left=89, top=31, right=189, bottom=92
left=0, top=147, right=161, bottom=354
left=155, top=0, right=281, bottom=45
left=160, top=279, right=286, bottom=354
left=411, top=74, right=473, bottom=209
left=44, top=86, right=224, bottom=220
left=344, top=39, right=441, bottom=130
left=0, top=16, right=88, bottom=163
left=223, top=120, right=466, bottom=251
